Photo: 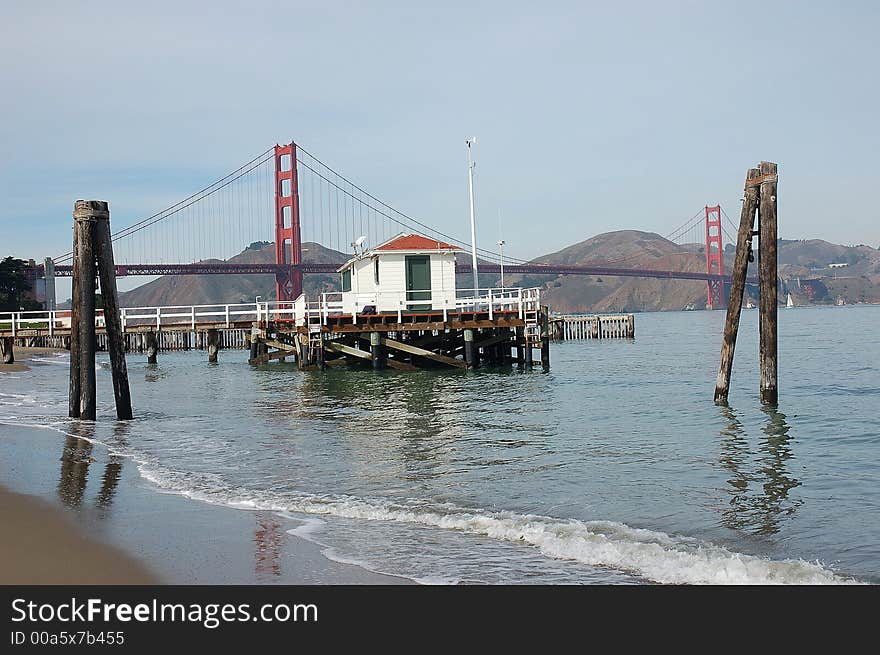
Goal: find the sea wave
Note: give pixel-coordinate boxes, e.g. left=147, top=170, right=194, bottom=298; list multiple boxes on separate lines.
left=134, top=461, right=857, bottom=586
left=0, top=418, right=862, bottom=585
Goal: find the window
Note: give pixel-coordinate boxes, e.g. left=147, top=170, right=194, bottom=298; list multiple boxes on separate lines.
left=374, top=258, right=380, bottom=285
left=342, top=268, right=351, bottom=292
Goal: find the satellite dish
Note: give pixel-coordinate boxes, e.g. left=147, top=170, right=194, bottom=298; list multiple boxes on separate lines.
left=351, top=235, right=367, bottom=255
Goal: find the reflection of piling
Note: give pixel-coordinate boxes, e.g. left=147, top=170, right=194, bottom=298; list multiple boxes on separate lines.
left=715, top=162, right=779, bottom=404
left=58, top=435, right=93, bottom=508
left=68, top=200, right=133, bottom=420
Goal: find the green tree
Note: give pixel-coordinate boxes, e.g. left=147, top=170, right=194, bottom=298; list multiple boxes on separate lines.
left=0, top=257, right=39, bottom=311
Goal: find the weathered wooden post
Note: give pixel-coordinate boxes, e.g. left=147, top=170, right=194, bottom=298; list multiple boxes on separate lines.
left=73, top=206, right=97, bottom=420
left=370, top=332, right=385, bottom=370
left=68, top=217, right=82, bottom=417
left=714, top=168, right=761, bottom=404
left=91, top=202, right=133, bottom=420
left=463, top=329, right=475, bottom=368
left=145, top=331, right=159, bottom=365
left=758, top=162, right=778, bottom=404
left=0, top=337, right=13, bottom=364
left=515, top=327, right=524, bottom=368
left=540, top=306, right=550, bottom=372
left=714, top=163, right=779, bottom=404
left=207, top=329, right=220, bottom=363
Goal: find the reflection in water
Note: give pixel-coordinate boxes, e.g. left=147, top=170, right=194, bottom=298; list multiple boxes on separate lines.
left=718, top=404, right=802, bottom=535
left=57, top=422, right=95, bottom=508
left=254, top=513, right=282, bottom=578
left=96, top=421, right=129, bottom=509
left=145, top=363, right=166, bottom=383
left=58, top=421, right=126, bottom=510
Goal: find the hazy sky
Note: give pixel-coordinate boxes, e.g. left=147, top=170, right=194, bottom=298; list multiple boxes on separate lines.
left=2, top=0, right=879, bottom=270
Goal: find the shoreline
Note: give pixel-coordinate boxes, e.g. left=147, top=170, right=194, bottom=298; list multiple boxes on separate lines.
left=0, top=346, right=66, bottom=373
left=0, top=420, right=413, bottom=585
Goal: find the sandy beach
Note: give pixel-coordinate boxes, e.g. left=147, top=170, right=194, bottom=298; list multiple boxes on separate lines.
left=0, top=483, right=159, bottom=584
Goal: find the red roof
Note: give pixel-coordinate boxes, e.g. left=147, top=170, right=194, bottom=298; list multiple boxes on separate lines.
left=373, top=234, right=461, bottom=252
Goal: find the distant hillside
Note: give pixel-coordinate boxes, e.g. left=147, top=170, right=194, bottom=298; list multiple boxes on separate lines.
left=777, top=239, right=880, bottom=305
left=110, top=232, right=880, bottom=311
left=510, top=230, right=709, bottom=312
left=118, top=241, right=347, bottom=307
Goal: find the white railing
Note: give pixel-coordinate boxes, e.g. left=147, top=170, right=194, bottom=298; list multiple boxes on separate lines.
left=0, top=288, right=542, bottom=334
left=295, top=287, right=541, bottom=325
left=1, top=302, right=290, bottom=334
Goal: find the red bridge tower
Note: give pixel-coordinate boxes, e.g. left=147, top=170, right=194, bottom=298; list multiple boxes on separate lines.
left=274, top=141, right=303, bottom=302
left=705, top=205, right=724, bottom=309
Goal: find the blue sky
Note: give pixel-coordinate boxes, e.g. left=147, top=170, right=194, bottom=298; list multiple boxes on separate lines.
left=2, top=0, right=878, bottom=275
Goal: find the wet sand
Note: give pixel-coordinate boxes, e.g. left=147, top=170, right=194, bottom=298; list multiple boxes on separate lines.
left=0, top=483, right=159, bottom=584
left=0, top=423, right=413, bottom=585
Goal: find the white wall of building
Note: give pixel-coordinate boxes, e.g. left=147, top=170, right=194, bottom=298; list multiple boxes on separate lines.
left=340, top=251, right=457, bottom=313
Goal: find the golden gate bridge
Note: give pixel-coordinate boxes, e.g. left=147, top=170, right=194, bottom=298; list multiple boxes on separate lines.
left=39, top=140, right=752, bottom=309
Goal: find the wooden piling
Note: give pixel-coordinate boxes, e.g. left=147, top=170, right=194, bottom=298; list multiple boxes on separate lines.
left=515, top=327, right=524, bottom=368
left=68, top=218, right=82, bottom=418
left=758, top=162, right=779, bottom=404
left=714, top=167, right=762, bottom=404
left=370, top=331, right=385, bottom=370
left=91, top=203, right=133, bottom=420
left=463, top=329, right=475, bottom=369
left=74, top=210, right=97, bottom=420
left=540, top=306, right=550, bottom=372
left=207, top=329, right=220, bottom=363
left=145, top=331, right=159, bottom=365
left=0, top=337, right=13, bottom=364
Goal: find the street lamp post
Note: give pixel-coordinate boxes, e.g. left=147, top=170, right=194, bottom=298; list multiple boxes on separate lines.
left=466, top=137, right=479, bottom=292
left=497, top=240, right=505, bottom=289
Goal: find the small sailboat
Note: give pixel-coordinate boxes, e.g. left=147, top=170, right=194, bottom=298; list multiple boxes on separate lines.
left=745, top=298, right=755, bottom=309
left=786, top=292, right=794, bottom=308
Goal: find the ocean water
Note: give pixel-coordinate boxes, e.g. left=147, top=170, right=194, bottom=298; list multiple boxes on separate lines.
left=1, top=305, right=878, bottom=584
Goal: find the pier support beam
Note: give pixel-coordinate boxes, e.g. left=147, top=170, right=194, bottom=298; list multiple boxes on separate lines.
left=0, top=337, right=13, bottom=364
left=463, top=329, right=475, bottom=369
left=207, top=329, right=220, bottom=363
left=370, top=332, right=385, bottom=370
left=541, top=306, right=550, bottom=372
left=515, top=327, right=524, bottom=368
left=145, top=331, right=159, bottom=365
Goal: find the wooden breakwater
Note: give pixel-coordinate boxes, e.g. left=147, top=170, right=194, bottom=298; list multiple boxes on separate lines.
left=5, top=328, right=252, bottom=353
left=548, top=314, right=635, bottom=341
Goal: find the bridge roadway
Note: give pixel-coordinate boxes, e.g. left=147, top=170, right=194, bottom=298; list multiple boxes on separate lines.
left=47, top=262, right=758, bottom=284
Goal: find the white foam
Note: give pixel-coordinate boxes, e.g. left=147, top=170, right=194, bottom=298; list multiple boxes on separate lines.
left=29, top=357, right=68, bottom=365
left=132, top=463, right=859, bottom=585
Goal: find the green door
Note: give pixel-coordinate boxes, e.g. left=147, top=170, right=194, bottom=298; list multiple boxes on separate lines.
left=405, top=255, right=432, bottom=311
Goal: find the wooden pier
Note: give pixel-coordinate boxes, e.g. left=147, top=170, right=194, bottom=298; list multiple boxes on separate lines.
left=247, top=289, right=551, bottom=371
left=548, top=314, right=635, bottom=341
left=1, top=289, right=551, bottom=371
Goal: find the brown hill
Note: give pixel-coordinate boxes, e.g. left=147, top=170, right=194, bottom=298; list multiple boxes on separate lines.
left=511, top=230, right=709, bottom=312
left=118, top=241, right=347, bottom=307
